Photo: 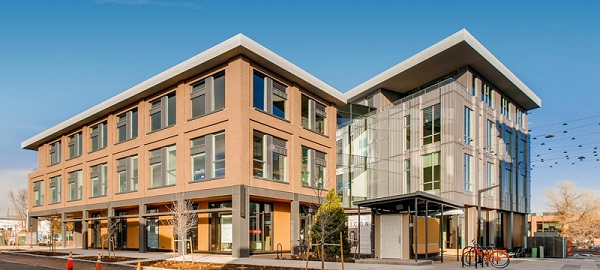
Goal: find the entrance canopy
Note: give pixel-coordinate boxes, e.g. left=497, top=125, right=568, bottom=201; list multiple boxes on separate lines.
left=353, top=191, right=461, bottom=212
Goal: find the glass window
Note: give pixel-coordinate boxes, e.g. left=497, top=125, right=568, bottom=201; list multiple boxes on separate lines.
left=68, top=170, right=82, bottom=201
left=472, top=76, right=478, bottom=96
left=405, top=115, right=411, bottom=150
left=68, top=132, right=82, bottom=159
left=253, top=71, right=287, bottom=119
left=404, top=159, right=411, bottom=193
left=190, top=132, right=225, bottom=181
left=464, top=154, right=472, bottom=191
left=149, top=93, right=176, bottom=132
left=301, top=146, right=325, bottom=188
left=190, top=72, right=226, bottom=118
left=117, top=155, right=138, bottom=193
left=249, top=202, right=273, bottom=251
left=90, top=163, right=107, bottom=197
left=301, top=95, right=327, bottom=135
left=487, top=120, right=494, bottom=153
left=49, top=140, right=61, bottom=165
left=464, top=107, right=473, bottom=145
left=149, top=145, right=176, bottom=188
left=213, top=133, right=225, bottom=178
left=253, top=132, right=287, bottom=181
left=33, top=180, right=44, bottom=206
left=49, top=175, right=61, bottom=204
left=422, top=152, right=441, bottom=191
left=482, top=83, right=493, bottom=107
left=423, top=104, right=441, bottom=145
left=90, top=121, right=107, bottom=152
left=486, top=162, right=494, bottom=195
left=117, top=109, right=138, bottom=143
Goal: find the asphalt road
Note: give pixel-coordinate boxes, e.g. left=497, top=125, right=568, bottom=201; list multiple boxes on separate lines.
left=0, top=260, right=58, bottom=270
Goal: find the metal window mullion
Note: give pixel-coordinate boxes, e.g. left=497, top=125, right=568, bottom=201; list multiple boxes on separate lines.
left=205, top=76, right=214, bottom=113
left=266, top=135, right=273, bottom=179
left=309, top=99, right=316, bottom=131
left=309, top=149, right=315, bottom=187
left=160, top=96, right=168, bottom=129
left=265, top=77, right=273, bottom=114
left=125, top=111, right=132, bottom=140
left=161, top=147, right=169, bottom=187
left=206, top=135, right=214, bottom=179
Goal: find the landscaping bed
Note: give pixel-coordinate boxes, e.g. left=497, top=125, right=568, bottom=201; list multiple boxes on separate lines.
left=139, top=261, right=320, bottom=270
left=77, top=255, right=142, bottom=262
left=19, top=251, right=73, bottom=256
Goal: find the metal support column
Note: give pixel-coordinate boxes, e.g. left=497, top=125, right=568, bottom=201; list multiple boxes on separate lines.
left=82, top=210, right=88, bottom=250
left=440, top=204, right=444, bottom=263
left=414, top=198, right=418, bottom=263
left=139, top=204, right=147, bottom=253
left=61, top=212, right=67, bottom=248
left=425, top=200, right=429, bottom=260
left=357, top=206, right=361, bottom=259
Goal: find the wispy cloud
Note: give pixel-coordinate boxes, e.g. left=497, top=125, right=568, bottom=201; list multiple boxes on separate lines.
left=94, top=0, right=202, bottom=10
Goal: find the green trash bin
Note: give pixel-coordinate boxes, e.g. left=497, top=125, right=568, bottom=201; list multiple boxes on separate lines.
left=532, top=247, right=538, bottom=258
left=540, top=246, right=544, bottom=258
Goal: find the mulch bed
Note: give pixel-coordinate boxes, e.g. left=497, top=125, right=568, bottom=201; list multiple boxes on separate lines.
left=141, top=261, right=320, bottom=270
left=19, top=251, right=74, bottom=256
left=77, top=255, right=142, bottom=262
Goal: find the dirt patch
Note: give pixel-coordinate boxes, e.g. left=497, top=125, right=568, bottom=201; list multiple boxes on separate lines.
left=142, top=261, right=320, bottom=270
left=19, top=251, right=73, bottom=256
left=77, top=256, right=142, bottom=262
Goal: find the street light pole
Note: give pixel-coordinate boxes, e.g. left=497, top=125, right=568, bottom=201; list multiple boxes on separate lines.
left=478, top=185, right=499, bottom=245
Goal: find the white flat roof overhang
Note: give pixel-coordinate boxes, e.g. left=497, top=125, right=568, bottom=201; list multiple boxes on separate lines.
left=21, top=34, right=345, bottom=150
left=345, top=29, right=542, bottom=111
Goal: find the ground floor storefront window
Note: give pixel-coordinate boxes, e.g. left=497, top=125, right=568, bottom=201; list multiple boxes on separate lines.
left=210, top=201, right=233, bottom=252
left=249, top=201, right=273, bottom=252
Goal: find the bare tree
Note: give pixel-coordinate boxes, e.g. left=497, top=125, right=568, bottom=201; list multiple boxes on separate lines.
left=43, top=210, right=61, bottom=254
left=8, top=188, right=28, bottom=230
left=167, top=192, right=196, bottom=262
left=546, top=181, right=600, bottom=243
left=101, top=203, right=120, bottom=259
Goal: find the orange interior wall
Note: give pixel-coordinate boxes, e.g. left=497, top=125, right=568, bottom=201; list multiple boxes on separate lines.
left=273, top=202, right=291, bottom=251
left=415, top=217, right=440, bottom=244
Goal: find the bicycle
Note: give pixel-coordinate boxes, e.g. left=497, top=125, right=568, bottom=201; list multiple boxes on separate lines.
left=462, top=239, right=510, bottom=268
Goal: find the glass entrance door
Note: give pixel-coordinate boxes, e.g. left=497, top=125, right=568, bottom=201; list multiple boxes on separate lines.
left=249, top=202, right=273, bottom=252
left=147, top=218, right=159, bottom=250
left=91, top=220, right=101, bottom=248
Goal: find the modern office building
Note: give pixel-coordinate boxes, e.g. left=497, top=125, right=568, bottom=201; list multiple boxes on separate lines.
left=22, top=34, right=343, bottom=257
left=22, top=29, right=540, bottom=259
left=337, top=30, right=540, bottom=259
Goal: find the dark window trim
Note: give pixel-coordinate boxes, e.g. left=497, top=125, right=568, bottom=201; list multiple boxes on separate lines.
left=253, top=71, right=288, bottom=120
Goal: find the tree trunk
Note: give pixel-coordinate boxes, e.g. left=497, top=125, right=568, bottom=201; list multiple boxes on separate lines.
left=321, top=225, right=325, bottom=270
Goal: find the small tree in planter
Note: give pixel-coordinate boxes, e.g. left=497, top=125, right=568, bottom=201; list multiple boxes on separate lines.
left=310, top=189, right=350, bottom=269
left=167, top=192, right=197, bottom=262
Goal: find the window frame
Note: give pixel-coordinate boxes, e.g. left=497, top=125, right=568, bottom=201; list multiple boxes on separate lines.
left=422, top=103, right=441, bottom=145
left=404, top=114, right=411, bottom=150
left=487, top=120, right=495, bottom=153
left=301, top=146, right=326, bottom=188
left=68, top=132, right=82, bottom=159
left=422, top=152, right=441, bottom=191
left=90, top=121, right=107, bottom=152
left=464, top=106, right=473, bottom=145
left=117, top=155, right=138, bottom=193
left=33, top=180, right=44, bottom=206
left=49, top=175, right=62, bottom=204
left=49, top=140, right=61, bottom=165
left=90, top=163, right=107, bottom=197
left=253, top=131, right=287, bottom=182
left=404, top=159, right=411, bottom=193
left=117, top=108, right=138, bottom=143
left=191, top=71, right=225, bottom=119
left=464, top=154, right=472, bottom=191
left=190, top=132, right=226, bottom=182
left=68, top=170, right=82, bottom=201
left=149, top=92, right=176, bottom=132
left=301, top=95, right=327, bottom=135
left=253, top=71, right=287, bottom=119
left=149, top=145, right=177, bottom=188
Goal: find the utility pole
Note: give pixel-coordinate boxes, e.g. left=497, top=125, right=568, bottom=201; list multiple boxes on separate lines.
left=478, top=185, right=499, bottom=244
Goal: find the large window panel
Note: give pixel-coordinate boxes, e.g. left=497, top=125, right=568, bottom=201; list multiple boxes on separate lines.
left=117, top=109, right=138, bottom=143
left=117, top=155, right=138, bottom=193
left=253, top=71, right=287, bottom=119
left=422, top=152, right=441, bottom=191
left=190, top=132, right=226, bottom=181
left=149, top=93, right=176, bottom=132
left=301, top=146, right=326, bottom=188
left=464, top=107, right=473, bottom=145
left=68, top=132, right=82, bottom=159
left=90, top=122, right=107, bottom=152
left=191, top=72, right=225, bottom=119
left=33, top=180, right=44, bottom=206
left=49, top=175, right=61, bottom=204
left=68, top=170, right=82, bottom=201
left=301, top=95, right=327, bottom=135
left=149, top=145, right=176, bottom=188
left=90, top=163, right=107, bottom=197
left=464, top=154, right=472, bottom=191
left=49, top=140, right=61, bottom=165
left=253, top=132, right=287, bottom=181
left=423, top=104, right=441, bottom=145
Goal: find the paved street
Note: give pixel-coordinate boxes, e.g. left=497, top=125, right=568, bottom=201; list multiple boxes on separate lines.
left=0, top=260, right=57, bottom=270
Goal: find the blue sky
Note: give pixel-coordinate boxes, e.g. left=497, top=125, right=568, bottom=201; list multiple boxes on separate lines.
left=1, top=0, right=599, bottom=215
